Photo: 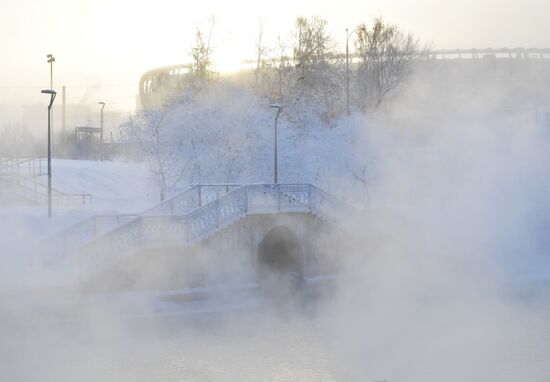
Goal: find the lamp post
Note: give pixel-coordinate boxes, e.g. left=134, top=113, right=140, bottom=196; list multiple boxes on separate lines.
left=269, top=104, right=281, bottom=184
left=46, top=54, right=55, bottom=89
left=47, top=54, right=55, bottom=147
left=346, top=27, right=365, bottom=116
left=98, top=102, right=105, bottom=159
left=41, top=89, right=57, bottom=218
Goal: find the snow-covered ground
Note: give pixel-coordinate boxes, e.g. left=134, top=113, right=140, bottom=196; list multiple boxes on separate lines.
left=1, top=158, right=157, bottom=234
left=0, top=159, right=160, bottom=289
left=43, top=158, right=159, bottom=213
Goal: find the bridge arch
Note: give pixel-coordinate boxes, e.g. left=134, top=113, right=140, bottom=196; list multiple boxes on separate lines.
left=257, top=225, right=304, bottom=290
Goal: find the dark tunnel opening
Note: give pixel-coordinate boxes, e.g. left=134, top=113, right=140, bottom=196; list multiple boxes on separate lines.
left=257, top=225, right=304, bottom=292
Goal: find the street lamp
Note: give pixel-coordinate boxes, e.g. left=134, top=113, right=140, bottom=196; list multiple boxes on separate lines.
left=98, top=102, right=105, bottom=158
left=41, top=89, right=57, bottom=218
left=46, top=54, right=55, bottom=89
left=346, top=27, right=365, bottom=116
left=269, top=104, right=281, bottom=184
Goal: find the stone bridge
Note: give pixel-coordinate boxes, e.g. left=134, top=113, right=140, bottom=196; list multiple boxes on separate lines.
left=50, top=184, right=355, bottom=290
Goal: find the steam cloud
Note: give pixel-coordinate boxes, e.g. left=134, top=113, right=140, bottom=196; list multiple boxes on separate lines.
left=1, top=63, right=550, bottom=381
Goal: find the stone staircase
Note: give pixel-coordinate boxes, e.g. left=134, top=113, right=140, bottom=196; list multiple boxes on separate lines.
left=50, top=184, right=350, bottom=267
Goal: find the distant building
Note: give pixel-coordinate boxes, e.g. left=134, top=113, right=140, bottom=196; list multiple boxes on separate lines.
left=138, top=48, right=550, bottom=112
left=22, top=103, right=127, bottom=143
left=139, top=64, right=192, bottom=110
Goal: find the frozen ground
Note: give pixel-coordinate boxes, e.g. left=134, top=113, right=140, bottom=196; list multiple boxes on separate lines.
left=1, top=158, right=158, bottom=234
left=41, top=158, right=159, bottom=213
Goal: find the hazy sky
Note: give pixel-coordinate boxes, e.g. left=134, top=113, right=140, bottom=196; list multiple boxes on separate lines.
left=1, top=0, right=549, bottom=123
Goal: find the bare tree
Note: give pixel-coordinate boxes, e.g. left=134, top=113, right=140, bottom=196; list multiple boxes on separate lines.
left=190, top=15, right=216, bottom=80
left=255, top=17, right=266, bottom=84
left=293, top=16, right=334, bottom=74
left=354, top=17, right=422, bottom=110
left=120, top=111, right=191, bottom=201
left=269, top=38, right=292, bottom=102
left=290, top=16, right=344, bottom=124
left=253, top=16, right=347, bottom=125
left=349, top=163, right=372, bottom=207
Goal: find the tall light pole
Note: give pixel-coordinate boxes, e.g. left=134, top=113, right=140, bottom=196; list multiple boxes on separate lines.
left=41, top=89, right=57, bottom=218
left=346, top=27, right=365, bottom=116
left=47, top=54, right=55, bottom=89
left=98, top=102, right=105, bottom=158
left=47, top=54, right=55, bottom=147
left=269, top=104, right=281, bottom=184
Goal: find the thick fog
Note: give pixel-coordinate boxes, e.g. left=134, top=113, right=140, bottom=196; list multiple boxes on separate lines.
left=1, top=59, right=550, bottom=381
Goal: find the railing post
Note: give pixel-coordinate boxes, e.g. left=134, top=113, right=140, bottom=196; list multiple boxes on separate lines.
left=198, top=186, right=202, bottom=208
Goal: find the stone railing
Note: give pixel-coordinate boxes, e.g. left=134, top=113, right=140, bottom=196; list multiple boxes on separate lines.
left=70, top=184, right=351, bottom=266
left=50, top=213, right=138, bottom=258
left=142, top=184, right=241, bottom=216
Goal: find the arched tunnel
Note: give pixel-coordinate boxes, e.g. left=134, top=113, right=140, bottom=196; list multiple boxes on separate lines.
left=257, top=226, right=304, bottom=291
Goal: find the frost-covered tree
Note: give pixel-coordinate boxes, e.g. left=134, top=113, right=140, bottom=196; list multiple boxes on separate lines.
left=290, top=16, right=344, bottom=124
left=120, top=111, right=194, bottom=201
left=120, top=82, right=274, bottom=198
left=354, top=17, right=422, bottom=110
left=190, top=15, right=216, bottom=80
left=256, top=16, right=345, bottom=127
left=293, top=16, right=333, bottom=77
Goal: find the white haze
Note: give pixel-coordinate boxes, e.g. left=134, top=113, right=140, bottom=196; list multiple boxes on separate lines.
left=1, top=68, right=550, bottom=380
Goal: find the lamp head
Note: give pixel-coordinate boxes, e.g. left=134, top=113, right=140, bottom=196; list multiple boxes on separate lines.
left=41, top=89, right=56, bottom=95
left=269, top=104, right=281, bottom=109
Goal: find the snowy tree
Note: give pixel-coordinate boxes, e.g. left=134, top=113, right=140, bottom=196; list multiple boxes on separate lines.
left=354, top=17, right=422, bottom=110
left=120, top=111, right=195, bottom=201
left=120, top=82, right=275, bottom=197
left=256, top=16, right=345, bottom=127
left=190, top=15, right=216, bottom=80
left=290, top=16, right=344, bottom=124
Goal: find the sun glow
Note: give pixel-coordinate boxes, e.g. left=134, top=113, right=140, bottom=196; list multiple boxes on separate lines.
left=1, top=0, right=549, bottom=124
